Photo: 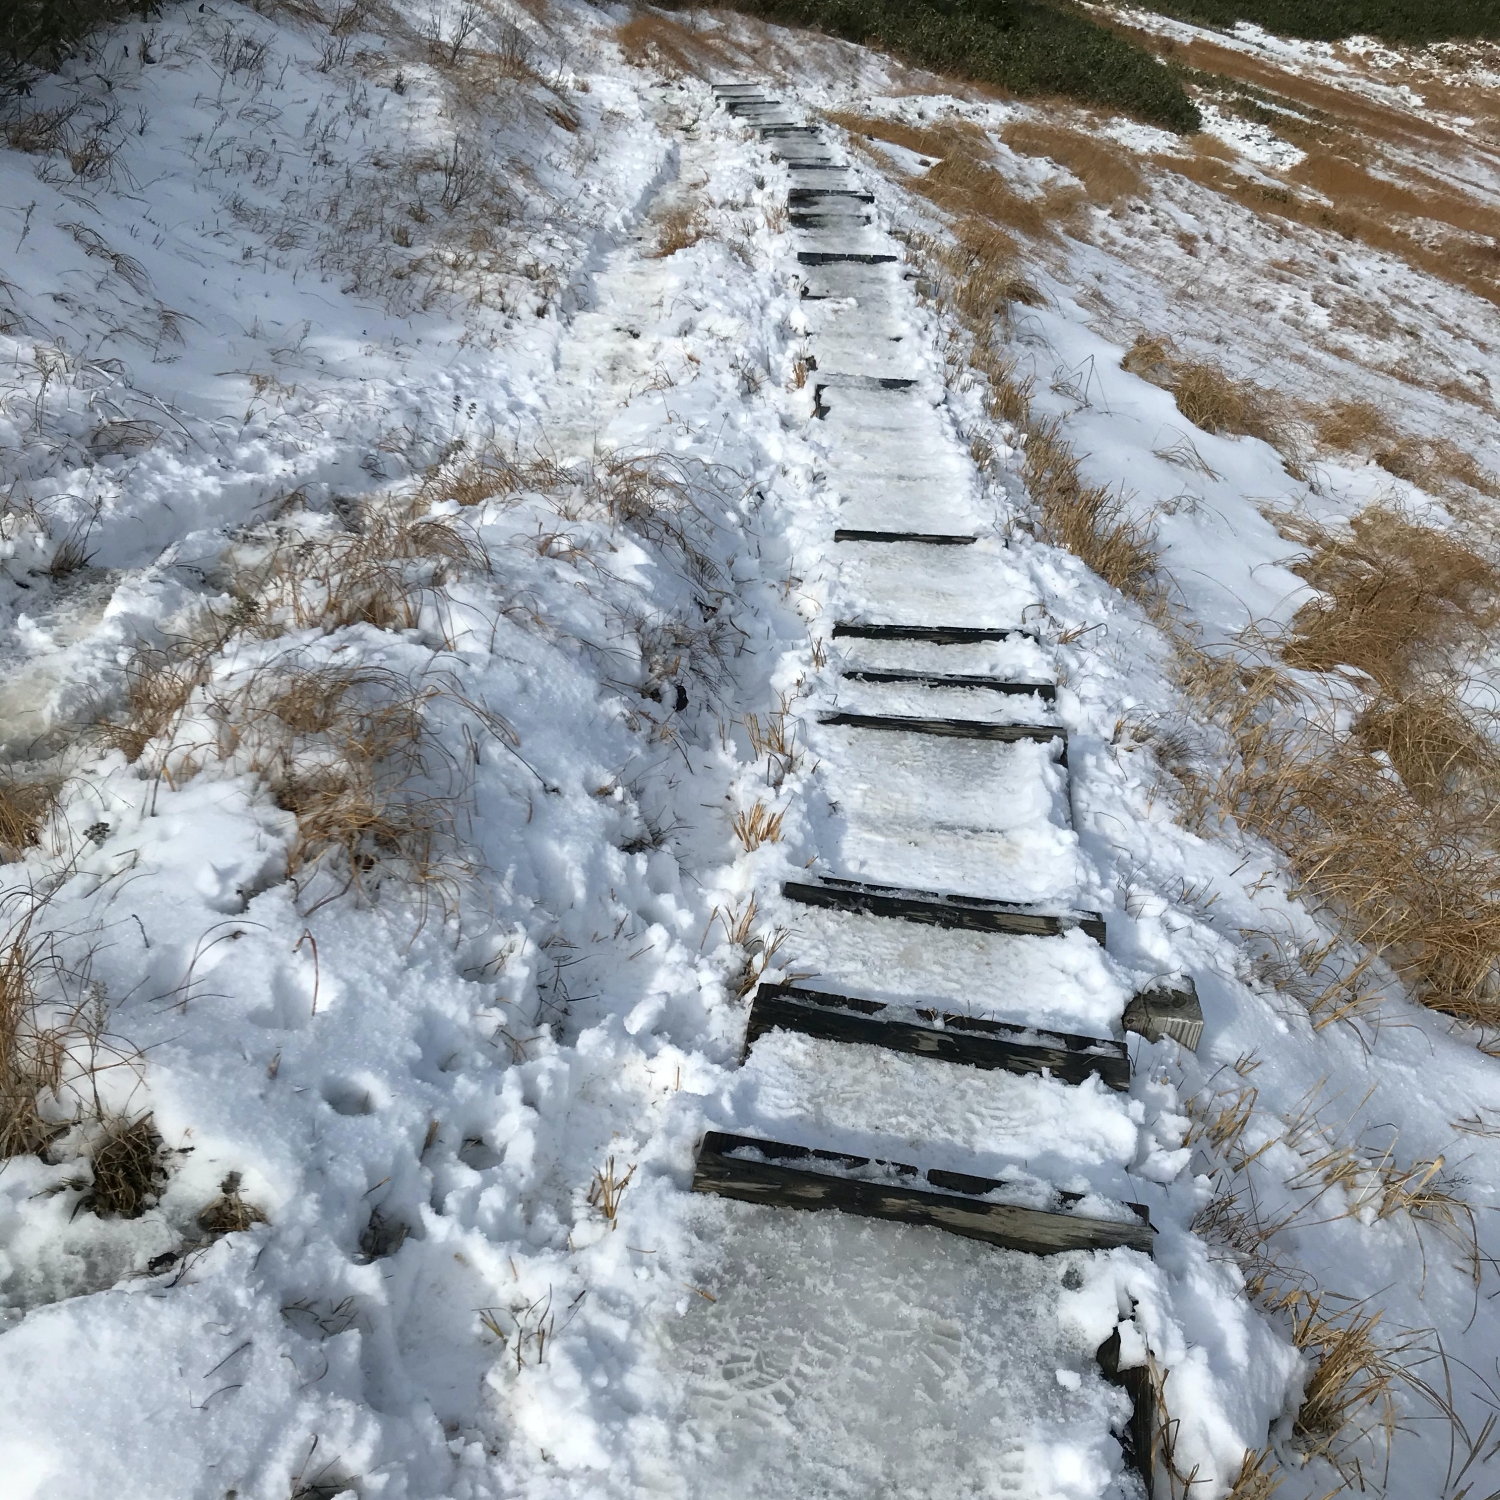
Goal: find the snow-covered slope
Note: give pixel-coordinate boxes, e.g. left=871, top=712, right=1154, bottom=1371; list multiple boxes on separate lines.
left=3, top=4, right=1500, bottom=1499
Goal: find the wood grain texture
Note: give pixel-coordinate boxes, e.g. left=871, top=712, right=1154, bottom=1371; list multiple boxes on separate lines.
left=782, top=876, right=1107, bottom=944
left=817, top=712, right=1066, bottom=761
left=832, top=622, right=1039, bottom=644
left=832, top=529, right=976, bottom=544
left=746, top=983, right=1130, bottom=1090
left=692, top=1132, right=1155, bottom=1256
left=840, top=668, right=1057, bottom=700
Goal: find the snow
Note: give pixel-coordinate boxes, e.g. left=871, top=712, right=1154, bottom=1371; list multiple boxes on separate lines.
left=3, top=2, right=1500, bottom=1498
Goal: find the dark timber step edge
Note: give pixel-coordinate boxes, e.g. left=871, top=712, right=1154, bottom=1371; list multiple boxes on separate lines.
left=783, top=877, right=1106, bottom=944
left=760, top=125, right=822, bottom=136
left=834, top=529, right=976, bottom=545
left=1098, top=1326, right=1159, bottom=1492
left=833, top=622, right=1041, bottom=644
left=790, top=215, right=874, bottom=230
left=1123, top=976, right=1204, bottom=1052
left=816, top=711, right=1067, bottom=760
left=692, top=1132, right=1155, bottom=1256
left=798, top=251, right=898, bottom=265
left=747, top=983, right=1129, bottom=1090
left=841, top=668, right=1057, bottom=701
left=788, top=188, right=876, bottom=203
left=814, top=374, right=915, bottom=391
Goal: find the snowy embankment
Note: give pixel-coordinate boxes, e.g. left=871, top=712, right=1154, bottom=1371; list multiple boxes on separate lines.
left=3, top=3, right=1500, bottom=1499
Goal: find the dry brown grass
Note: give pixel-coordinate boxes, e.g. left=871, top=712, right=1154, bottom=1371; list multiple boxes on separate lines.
left=1292, top=1301, right=1401, bottom=1464
left=731, top=800, right=785, bottom=850
left=1374, top=435, right=1500, bottom=503
left=1000, top=119, right=1145, bottom=205
left=197, top=1170, right=268, bottom=1236
left=1225, top=1447, right=1282, bottom=1499
left=1312, top=398, right=1393, bottom=453
left=85, top=1114, right=164, bottom=1219
left=1, top=905, right=66, bottom=1158
left=0, top=774, right=60, bottom=861
left=1026, top=419, right=1159, bottom=602
left=651, top=202, right=704, bottom=258
left=1274, top=506, right=1499, bottom=689
left=615, top=10, right=732, bottom=77
left=1122, top=335, right=1291, bottom=456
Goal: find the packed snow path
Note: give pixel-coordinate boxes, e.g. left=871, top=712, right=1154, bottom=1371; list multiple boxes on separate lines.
left=673, top=85, right=1173, bottom=1499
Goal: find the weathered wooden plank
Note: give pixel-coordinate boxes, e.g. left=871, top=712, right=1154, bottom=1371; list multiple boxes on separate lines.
left=692, top=1132, right=1155, bottom=1255
left=1124, top=976, right=1204, bottom=1052
left=816, top=711, right=1066, bottom=761
left=760, top=125, right=823, bottom=136
left=788, top=188, right=875, bottom=203
left=747, top=983, right=1130, bottom=1090
left=832, top=622, right=1040, bottom=644
left=1097, top=1326, right=1158, bottom=1491
left=814, top=374, right=915, bottom=391
left=782, top=876, right=1106, bottom=944
left=841, top=668, right=1057, bottom=700
left=798, top=250, right=897, bottom=265
left=833, top=529, right=976, bottom=545
left=789, top=213, right=873, bottom=229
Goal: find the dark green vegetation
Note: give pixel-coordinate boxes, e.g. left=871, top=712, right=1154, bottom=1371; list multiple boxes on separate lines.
left=2, top=0, right=161, bottom=91
left=1126, top=0, right=1500, bottom=44
left=695, top=0, right=1201, bottom=131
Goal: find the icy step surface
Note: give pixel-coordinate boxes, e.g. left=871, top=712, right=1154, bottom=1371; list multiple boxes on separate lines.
left=661, top=1204, right=1123, bottom=1500
left=835, top=542, right=1036, bottom=626
left=833, top=633, right=1055, bottom=678
left=769, top=902, right=1124, bottom=1037
left=733, top=1030, right=1139, bottom=1185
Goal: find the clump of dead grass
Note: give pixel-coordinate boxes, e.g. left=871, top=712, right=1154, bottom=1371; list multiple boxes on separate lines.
left=1026, top=419, right=1159, bottom=603
left=1123, top=334, right=1292, bottom=458
left=85, top=1114, right=164, bottom=1219
left=1000, top=118, right=1145, bottom=205
left=198, top=1170, right=268, bottom=1236
left=1272, top=505, right=1499, bottom=689
left=0, top=774, right=60, bottom=861
left=651, top=202, right=704, bottom=259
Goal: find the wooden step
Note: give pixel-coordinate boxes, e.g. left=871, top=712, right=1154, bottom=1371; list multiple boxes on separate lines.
left=798, top=250, right=897, bottom=265
left=841, top=668, right=1056, bottom=701
left=833, top=529, right=976, bottom=545
left=816, top=711, right=1066, bottom=760
left=789, top=188, right=875, bottom=203
left=783, top=877, right=1106, bottom=944
left=832, top=622, right=1040, bottom=645
left=815, top=374, right=915, bottom=391
left=760, top=125, right=822, bottom=136
left=692, top=1132, right=1154, bottom=1255
left=746, top=983, right=1129, bottom=1090
left=790, top=213, right=873, bottom=229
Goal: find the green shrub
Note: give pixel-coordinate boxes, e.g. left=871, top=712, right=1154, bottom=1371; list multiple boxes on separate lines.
left=691, top=0, right=1201, bottom=132
left=1126, top=0, right=1500, bottom=44
left=2, top=1, right=158, bottom=94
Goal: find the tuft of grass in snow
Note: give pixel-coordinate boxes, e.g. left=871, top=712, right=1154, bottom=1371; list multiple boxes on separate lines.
left=651, top=201, right=706, bottom=258
left=0, top=904, right=71, bottom=1158
left=0, top=774, right=61, bottom=861
left=587, top=1155, right=636, bottom=1228
left=1122, top=334, right=1295, bottom=465
left=1025, top=419, right=1161, bottom=605
left=84, top=1114, right=164, bottom=1219
left=1000, top=119, right=1146, bottom=207
left=731, top=800, right=785, bottom=850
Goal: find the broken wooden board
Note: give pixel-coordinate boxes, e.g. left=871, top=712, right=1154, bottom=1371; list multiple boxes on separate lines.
left=841, top=668, right=1056, bottom=701
left=799, top=250, right=898, bottom=265
left=692, top=1132, right=1155, bottom=1256
left=1123, top=976, right=1204, bottom=1052
left=832, top=622, right=1040, bottom=645
left=783, top=876, right=1106, bottom=944
left=833, top=529, right=976, bottom=545
left=1098, top=1326, right=1159, bottom=1492
left=817, top=711, right=1066, bottom=761
left=746, top=983, right=1130, bottom=1090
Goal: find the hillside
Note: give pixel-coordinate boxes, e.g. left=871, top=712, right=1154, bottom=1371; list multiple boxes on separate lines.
left=3, top=5, right=1500, bottom=1500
